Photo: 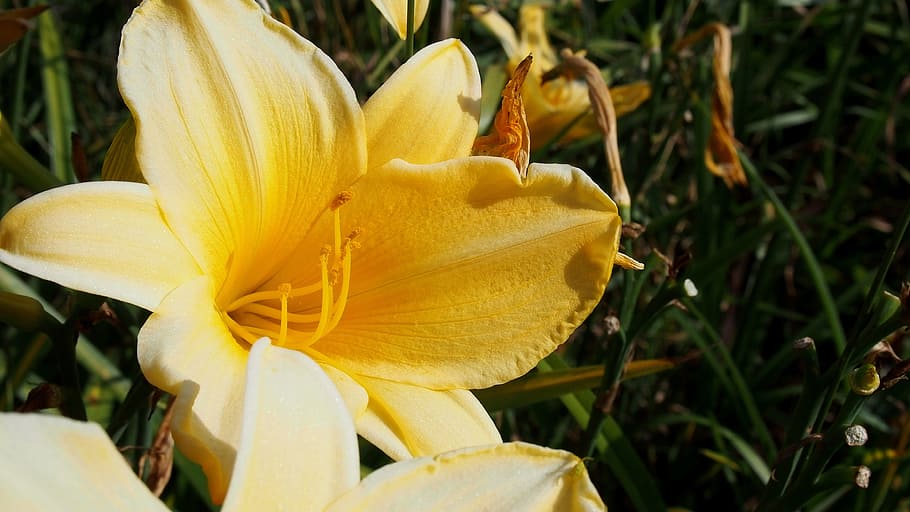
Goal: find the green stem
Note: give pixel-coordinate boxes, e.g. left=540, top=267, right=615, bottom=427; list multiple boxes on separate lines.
left=0, top=267, right=130, bottom=400
left=37, top=9, right=76, bottom=183
left=678, top=296, right=777, bottom=457
left=740, top=151, right=847, bottom=352
left=405, top=0, right=415, bottom=57
left=0, top=113, right=63, bottom=192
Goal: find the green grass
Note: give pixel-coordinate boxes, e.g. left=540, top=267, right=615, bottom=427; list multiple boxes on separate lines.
left=1, top=0, right=909, bottom=509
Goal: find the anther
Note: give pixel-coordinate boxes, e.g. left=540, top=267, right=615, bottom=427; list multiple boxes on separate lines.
left=331, top=191, right=354, bottom=211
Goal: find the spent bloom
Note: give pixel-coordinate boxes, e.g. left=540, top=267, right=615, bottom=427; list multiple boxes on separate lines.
left=472, top=4, right=651, bottom=150
left=674, top=23, right=746, bottom=187
left=0, top=0, right=622, bottom=501
left=0, top=338, right=606, bottom=511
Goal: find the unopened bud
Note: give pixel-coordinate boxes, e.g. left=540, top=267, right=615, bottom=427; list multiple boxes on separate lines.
left=683, top=279, right=698, bottom=297
left=793, top=337, right=815, bottom=350
left=0, top=292, right=50, bottom=333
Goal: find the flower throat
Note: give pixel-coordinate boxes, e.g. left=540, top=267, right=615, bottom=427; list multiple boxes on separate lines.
left=221, top=192, right=360, bottom=350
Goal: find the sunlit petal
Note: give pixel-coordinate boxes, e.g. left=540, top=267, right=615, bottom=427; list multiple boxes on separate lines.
left=312, top=158, right=620, bottom=389
left=138, top=276, right=247, bottom=503
left=118, top=0, right=366, bottom=300
left=222, top=339, right=359, bottom=511
left=364, top=39, right=481, bottom=169
left=0, top=413, right=167, bottom=511
left=321, top=363, right=370, bottom=419
left=0, top=182, right=199, bottom=310
left=368, top=0, right=430, bottom=39
left=355, top=376, right=501, bottom=459
left=326, top=442, right=605, bottom=511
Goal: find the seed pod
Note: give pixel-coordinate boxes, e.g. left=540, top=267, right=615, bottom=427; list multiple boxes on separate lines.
left=848, top=364, right=881, bottom=396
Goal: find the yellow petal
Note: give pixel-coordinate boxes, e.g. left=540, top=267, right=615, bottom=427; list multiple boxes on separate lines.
left=368, top=0, right=430, bottom=39
left=118, top=0, right=367, bottom=301
left=138, top=276, right=247, bottom=503
left=364, top=39, right=480, bottom=169
left=0, top=413, right=167, bottom=511
left=100, top=117, right=143, bottom=183
left=354, top=376, right=501, bottom=460
left=320, top=363, right=370, bottom=420
left=611, top=81, right=652, bottom=117
left=469, top=5, right=520, bottom=60
left=0, top=182, right=199, bottom=311
left=326, top=442, right=605, bottom=511
left=518, top=5, right=558, bottom=69
left=222, top=339, right=359, bottom=511
left=312, top=157, right=620, bottom=389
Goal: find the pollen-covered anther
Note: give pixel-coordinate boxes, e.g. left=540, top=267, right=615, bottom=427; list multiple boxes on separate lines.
left=331, top=191, right=354, bottom=211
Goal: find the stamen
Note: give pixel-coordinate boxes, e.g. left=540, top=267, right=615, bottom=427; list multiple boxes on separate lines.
left=331, top=191, right=353, bottom=256
left=225, top=281, right=322, bottom=312
left=230, top=303, right=322, bottom=324
left=278, top=283, right=291, bottom=346
left=223, top=203, right=362, bottom=349
left=308, top=246, right=334, bottom=343
left=327, top=239, right=354, bottom=332
left=222, top=313, right=262, bottom=345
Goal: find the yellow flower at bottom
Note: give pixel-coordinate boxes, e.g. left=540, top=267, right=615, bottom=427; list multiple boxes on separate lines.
left=0, top=338, right=606, bottom=511
left=472, top=4, right=651, bottom=150
left=0, top=0, right=621, bottom=503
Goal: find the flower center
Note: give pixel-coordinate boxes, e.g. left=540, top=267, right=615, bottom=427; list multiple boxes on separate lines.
left=220, top=192, right=359, bottom=350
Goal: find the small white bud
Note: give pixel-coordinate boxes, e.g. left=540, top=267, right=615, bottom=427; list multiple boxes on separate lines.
left=855, top=466, right=871, bottom=488
left=683, top=279, right=698, bottom=297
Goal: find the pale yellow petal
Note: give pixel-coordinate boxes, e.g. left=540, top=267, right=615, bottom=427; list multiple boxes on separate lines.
left=369, top=0, right=430, bottom=39
left=326, top=442, right=605, bottom=511
left=0, top=182, right=200, bottom=311
left=355, top=376, right=501, bottom=459
left=100, top=117, right=143, bottom=183
left=0, top=413, right=168, bottom=511
left=118, top=0, right=366, bottom=301
left=222, top=339, right=359, bottom=512
left=469, top=5, right=520, bottom=59
left=138, top=276, right=247, bottom=503
left=523, top=74, right=593, bottom=150
left=321, top=363, right=370, bottom=419
left=311, top=157, right=620, bottom=389
left=364, top=39, right=480, bottom=169
left=518, top=5, right=558, bottom=69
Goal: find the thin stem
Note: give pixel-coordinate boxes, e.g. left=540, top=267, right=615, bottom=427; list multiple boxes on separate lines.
left=405, top=0, right=415, bottom=57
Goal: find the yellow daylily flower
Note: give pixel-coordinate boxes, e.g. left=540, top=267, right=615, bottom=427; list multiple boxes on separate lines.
left=0, top=338, right=606, bottom=511
left=369, top=0, right=429, bottom=39
left=471, top=4, right=651, bottom=150
left=0, top=0, right=621, bottom=502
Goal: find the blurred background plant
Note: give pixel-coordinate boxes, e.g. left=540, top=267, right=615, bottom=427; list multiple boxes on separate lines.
left=1, top=0, right=909, bottom=510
